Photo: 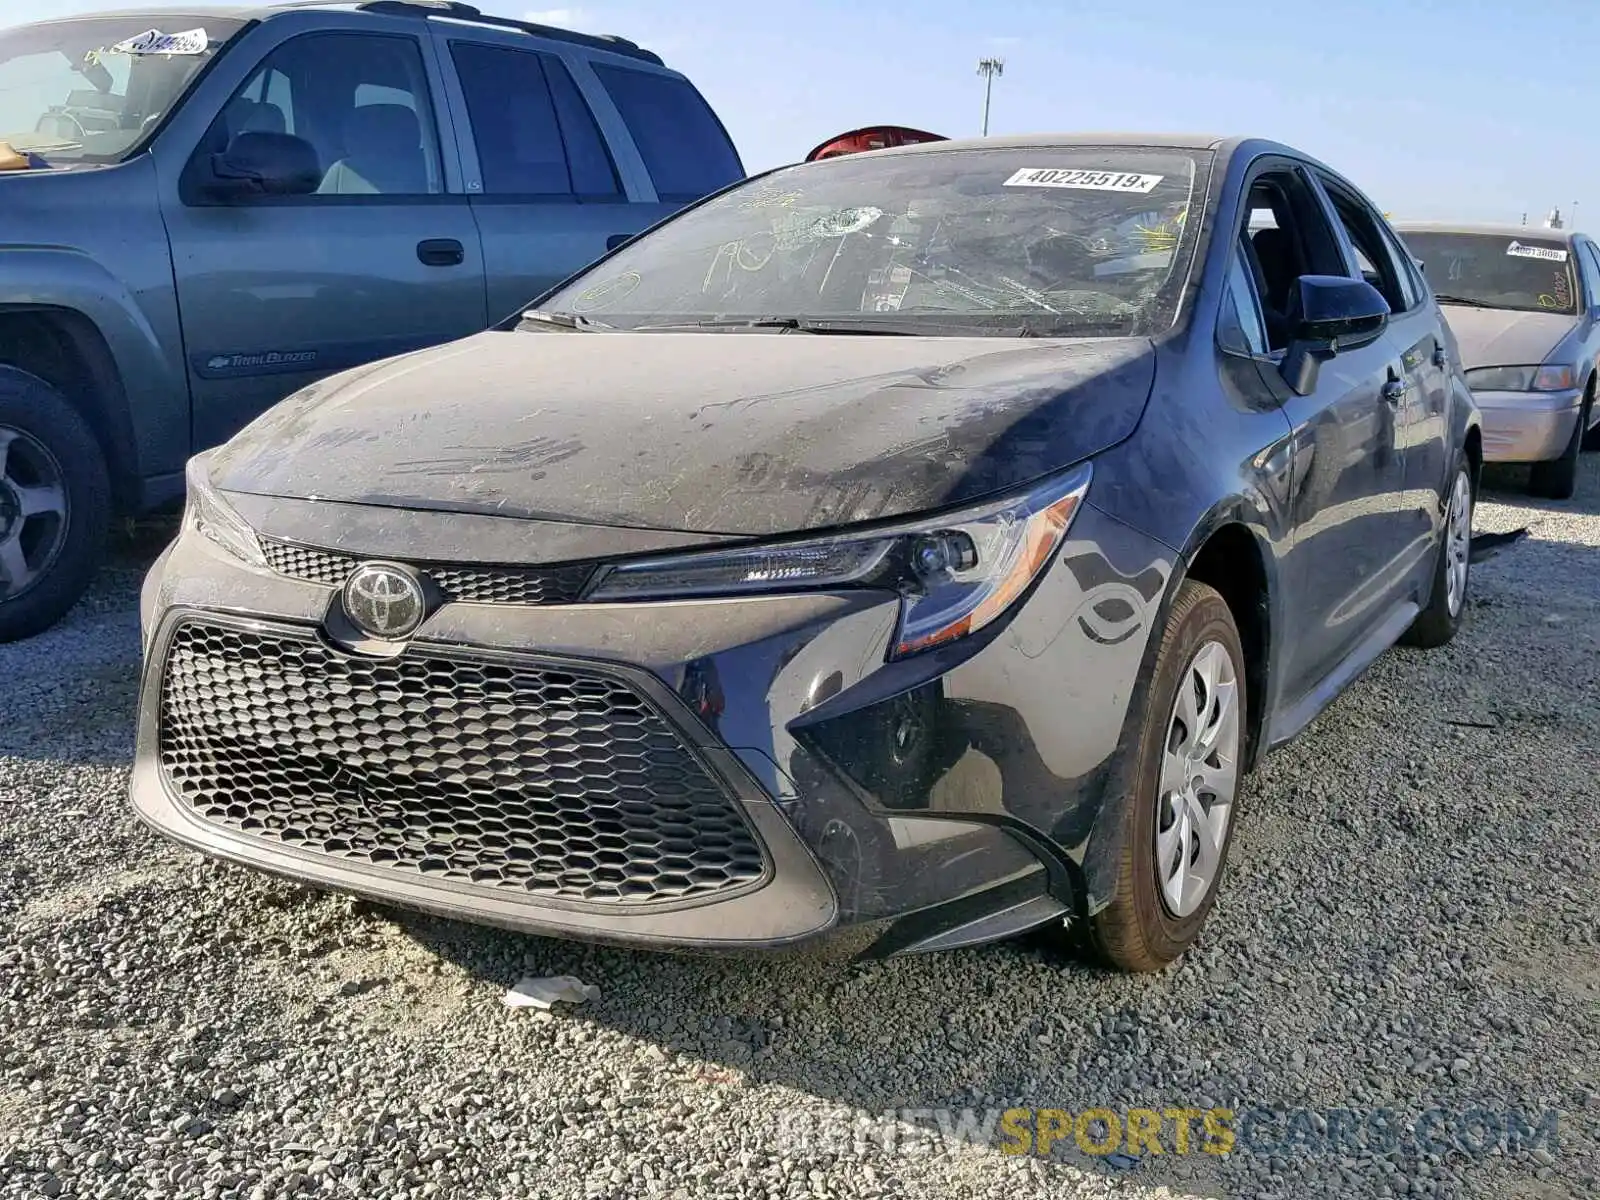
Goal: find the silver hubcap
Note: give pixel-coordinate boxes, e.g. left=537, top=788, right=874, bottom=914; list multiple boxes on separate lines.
left=1444, top=469, right=1472, bottom=617
left=0, top=425, right=70, bottom=602
left=1156, top=640, right=1241, bottom=918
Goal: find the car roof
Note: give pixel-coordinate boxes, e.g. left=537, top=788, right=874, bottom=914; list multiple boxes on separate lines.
left=1391, top=220, right=1578, bottom=244
left=29, top=1, right=664, bottom=65
left=842, top=132, right=1335, bottom=174
left=864, top=132, right=1232, bottom=156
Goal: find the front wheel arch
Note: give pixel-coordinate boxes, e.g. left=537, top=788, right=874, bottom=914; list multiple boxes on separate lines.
left=1076, top=511, right=1274, bottom=914
left=0, top=306, right=137, bottom=514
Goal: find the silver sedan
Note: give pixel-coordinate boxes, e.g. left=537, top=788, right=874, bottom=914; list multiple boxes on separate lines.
left=1396, top=221, right=1600, bottom=498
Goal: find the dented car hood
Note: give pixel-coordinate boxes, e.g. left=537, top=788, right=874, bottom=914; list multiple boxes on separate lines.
left=211, top=329, right=1156, bottom=538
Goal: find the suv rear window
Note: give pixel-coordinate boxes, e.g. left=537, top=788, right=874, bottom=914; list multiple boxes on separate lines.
left=590, top=64, right=742, bottom=202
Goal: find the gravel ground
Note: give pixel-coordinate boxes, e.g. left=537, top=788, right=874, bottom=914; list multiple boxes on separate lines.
left=2, top=460, right=1598, bottom=1200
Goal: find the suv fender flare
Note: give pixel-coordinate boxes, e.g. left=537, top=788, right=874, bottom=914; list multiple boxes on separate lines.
left=0, top=248, right=190, bottom=510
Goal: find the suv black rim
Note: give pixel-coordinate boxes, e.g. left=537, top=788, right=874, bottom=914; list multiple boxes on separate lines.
left=0, top=424, right=70, bottom=603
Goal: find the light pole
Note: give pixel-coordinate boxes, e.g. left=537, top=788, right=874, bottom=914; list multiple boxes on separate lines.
left=977, top=57, right=1005, bottom=136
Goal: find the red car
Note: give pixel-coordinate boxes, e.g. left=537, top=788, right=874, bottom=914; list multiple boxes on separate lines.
left=806, top=125, right=947, bottom=161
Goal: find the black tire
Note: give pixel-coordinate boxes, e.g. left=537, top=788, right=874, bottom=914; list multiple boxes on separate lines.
left=0, top=366, right=111, bottom=643
left=1084, top=580, right=1247, bottom=972
left=1401, top=453, right=1473, bottom=650
left=1528, top=395, right=1586, bottom=500
left=1583, top=393, right=1600, bottom=452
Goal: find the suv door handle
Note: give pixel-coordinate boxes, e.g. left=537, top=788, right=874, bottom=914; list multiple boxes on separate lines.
left=606, top=233, right=634, bottom=252
left=417, top=238, right=465, bottom=267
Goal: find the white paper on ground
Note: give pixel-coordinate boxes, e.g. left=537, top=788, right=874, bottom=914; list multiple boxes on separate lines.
left=503, top=975, right=601, bottom=1009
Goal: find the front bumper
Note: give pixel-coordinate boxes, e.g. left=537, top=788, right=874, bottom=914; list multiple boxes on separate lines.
left=1471, top=387, right=1583, bottom=462
left=132, top=499, right=1170, bottom=956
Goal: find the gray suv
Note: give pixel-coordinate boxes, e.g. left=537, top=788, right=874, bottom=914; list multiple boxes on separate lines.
left=0, top=1, right=743, bottom=640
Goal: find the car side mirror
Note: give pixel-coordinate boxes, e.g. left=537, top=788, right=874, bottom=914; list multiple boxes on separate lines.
left=201, top=131, right=321, bottom=199
left=1280, top=274, right=1391, bottom=395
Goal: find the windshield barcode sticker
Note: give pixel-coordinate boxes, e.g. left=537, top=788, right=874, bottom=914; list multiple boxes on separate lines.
left=1003, top=168, right=1165, bottom=194
left=1506, top=240, right=1567, bottom=262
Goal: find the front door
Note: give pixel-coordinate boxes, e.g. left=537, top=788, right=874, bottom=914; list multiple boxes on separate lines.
left=1321, top=182, right=1451, bottom=571
left=160, top=28, right=487, bottom=450
left=1233, top=167, right=1412, bottom=703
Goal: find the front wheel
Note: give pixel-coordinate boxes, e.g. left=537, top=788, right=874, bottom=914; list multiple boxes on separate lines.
left=1528, top=395, right=1587, bottom=500
left=1400, top=455, right=1473, bottom=650
left=1085, top=580, right=1247, bottom=972
left=0, top=366, right=111, bottom=643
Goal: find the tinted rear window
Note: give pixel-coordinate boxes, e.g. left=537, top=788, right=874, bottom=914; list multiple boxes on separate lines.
left=591, top=64, right=742, bottom=201
left=451, top=42, right=619, bottom=198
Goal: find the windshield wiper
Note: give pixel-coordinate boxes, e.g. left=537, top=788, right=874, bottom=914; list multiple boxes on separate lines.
left=518, top=309, right=615, bottom=331
left=632, top=316, right=1034, bottom=336
left=1432, top=294, right=1498, bottom=310
left=633, top=317, right=914, bottom=335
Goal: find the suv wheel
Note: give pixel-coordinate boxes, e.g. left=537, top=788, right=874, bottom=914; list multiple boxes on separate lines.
left=0, top=366, right=110, bottom=642
left=1085, top=579, right=1246, bottom=972
left=1400, top=455, right=1473, bottom=650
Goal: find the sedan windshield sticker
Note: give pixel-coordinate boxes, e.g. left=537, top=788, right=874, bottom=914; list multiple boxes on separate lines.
left=1506, top=240, right=1568, bottom=262
left=108, top=28, right=210, bottom=55
left=1003, top=168, right=1165, bottom=194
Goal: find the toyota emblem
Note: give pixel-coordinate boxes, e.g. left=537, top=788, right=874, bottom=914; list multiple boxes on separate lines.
left=342, top=562, right=427, bottom=639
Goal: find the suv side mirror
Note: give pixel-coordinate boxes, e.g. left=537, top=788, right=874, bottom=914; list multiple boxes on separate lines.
left=1280, top=274, right=1391, bottom=395
left=202, top=131, right=321, bottom=199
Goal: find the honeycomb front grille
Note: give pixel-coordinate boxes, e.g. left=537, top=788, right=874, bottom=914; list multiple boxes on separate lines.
left=156, top=621, right=767, bottom=906
left=259, top=539, right=594, bottom=605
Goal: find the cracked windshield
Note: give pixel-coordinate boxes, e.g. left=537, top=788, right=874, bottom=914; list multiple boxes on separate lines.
left=546, top=149, right=1204, bottom=335
left=0, top=16, right=240, bottom=164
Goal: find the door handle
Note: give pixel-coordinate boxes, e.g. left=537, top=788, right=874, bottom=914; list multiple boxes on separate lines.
left=1382, top=368, right=1409, bottom=405
left=606, top=233, right=634, bottom=252
left=417, top=238, right=465, bottom=267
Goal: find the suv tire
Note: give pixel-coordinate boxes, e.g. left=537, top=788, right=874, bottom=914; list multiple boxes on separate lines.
left=0, top=366, right=111, bottom=642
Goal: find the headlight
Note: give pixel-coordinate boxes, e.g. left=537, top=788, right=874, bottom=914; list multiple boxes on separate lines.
left=1464, top=364, right=1575, bottom=392
left=586, top=463, right=1093, bottom=659
left=184, top=452, right=265, bottom=566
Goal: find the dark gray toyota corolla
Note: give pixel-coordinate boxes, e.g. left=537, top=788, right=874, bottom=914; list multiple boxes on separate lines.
left=134, top=135, right=1482, bottom=971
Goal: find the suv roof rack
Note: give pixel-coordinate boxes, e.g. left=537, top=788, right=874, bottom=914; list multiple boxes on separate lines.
left=348, top=1, right=664, bottom=64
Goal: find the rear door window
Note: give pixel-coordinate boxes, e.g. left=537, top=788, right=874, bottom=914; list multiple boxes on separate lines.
left=589, top=63, right=742, bottom=202
left=450, top=41, right=620, bottom=199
